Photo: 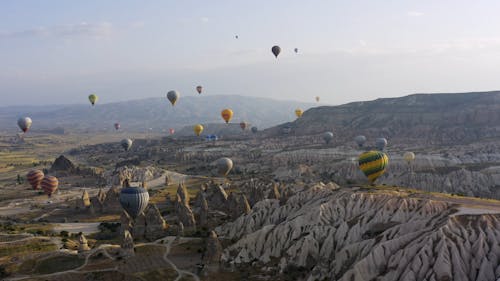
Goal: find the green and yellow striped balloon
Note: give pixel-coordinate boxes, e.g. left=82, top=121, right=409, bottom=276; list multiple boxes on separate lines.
left=88, top=94, right=98, bottom=106
left=358, top=150, right=389, bottom=183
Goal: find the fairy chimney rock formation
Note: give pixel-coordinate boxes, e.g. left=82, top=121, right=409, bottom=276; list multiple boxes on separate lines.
left=76, top=190, right=91, bottom=209
left=102, top=187, right=122, bottom=213
left=227, top=192, right=251, bottom=220
left=176, top=194, right=196, bottom=228
left=144, top=204, right=168, bottom=241
left=198, top=196, right=209, bottom=228
left=77, top=233, right=90, bottom=253
left=204, top=231, right=223, bottom=264
left=120, top=230, right=135, bottom=257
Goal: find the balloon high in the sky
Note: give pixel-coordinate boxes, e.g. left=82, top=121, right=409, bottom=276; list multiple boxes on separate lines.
left=17, top=117, right=32, bottom=133
left=119, top=187, right=149, bottom=219
left=167, top=90, right=180, bottom=106
left=271, top=45, right=281, bottom=58
left=294, top=48, right=299, bottom=53
left=375, top=138, right=388, bottom=151
left=27, top=170, right=44, bottom=190
left=251, top=126, right=258, bottom=133
left=41, top=175, right=58, bottom=197
left=403, top=152, right=415, bottom=164
left=323, top=131, right=334, bottom=144
left=358, top=151, right=389, bottom=183
left=114, top=123, right=120, bottom=130
left=355, top=135, right=367, bottom=148
left=169, top=128, right=175, bottom=135
left=315, top=96, right=320, bottom=102
left=235, top=35, right=239, bottom=39
left=193, top=124, right=204, bottom=136
left=221, top=109, right=233, bottom=123
left=196, top=86, right=203, bottom=94
left=295, top=108, right=303, bottom=118
left=215, top=157, right=233, bottom=176
left=121, top=138, right=133, bottom=151
left=88, top=94, right=98, bottom=106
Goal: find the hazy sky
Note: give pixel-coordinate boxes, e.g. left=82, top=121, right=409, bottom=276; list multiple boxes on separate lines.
left=2, top=0, right=500, bottom=106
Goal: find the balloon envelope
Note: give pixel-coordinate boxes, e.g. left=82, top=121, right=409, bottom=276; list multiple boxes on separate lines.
left=41, top=176, right=58, bottom=197
left=375, top=138, right=388, bottom=151
left=251, top=126, right=258, bottom=133
left=215, top=157, right=233, bottom=176
left=114, top=123, right=120, bottom=130
left=295, top=109, right=303, bottom=118
left=271, top=45, right=281, bottom=58
left=355, top=135, right=366, bottom=147
left=169, top=128, right=175, bottom=135
left=315, top=96, right=320, bottom=102
left=121, top=138, right=133, bottom=151
left=358, top=151, right=389, bottom=183
left=323, top=132, right=334, bottom=144
left=193, top=124, right=204, bottom=136
left=196, top=86, right=203, bottom=94
left=17, top=117, right=32, bottom=133
left=239, top=122, right=248, bottom=131
left=403, top=152, right=415, bottom=163
left=119, top=187, right=149, bottom=218
left=167, top=90, right=180, bottom=106
left=221, top=109, right=233, bottom=123
left=88, top=94, right=98, bottom=106
left=294, top=48, right=299, bottom=53
left=27, top=170, right=44, bottom=190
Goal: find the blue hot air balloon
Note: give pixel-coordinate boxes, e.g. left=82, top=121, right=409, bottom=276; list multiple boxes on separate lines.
left=119, top=187, right=149, bottom=218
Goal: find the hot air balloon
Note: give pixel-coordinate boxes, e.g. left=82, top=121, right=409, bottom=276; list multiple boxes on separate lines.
left=41, top=176, right=58, bottom=197
left=215, top=157, right=233, bottom=176
left=358, top=150, right=389, bottom=184
left=251, top=126, right=258, bottom=133
left=355, top=135, right=366, bottom=148
left=119, top=187, right=149, bottom=218
left=194, top=124, right=204, bottom=136
left=323, top=132, right=334, bottom=144
left=27, top=170, right=44, bottom=190
left=167, top=90, right=180, bottom=106
left=169, top=128, right=175, bottom=135
left=88, top=94, right=98, bottom=106
left=375, top=138, right=388, bottom=151
left=121, top=138, right=133, bottom=151
left=221, top=109, right=233, bottom=123
left=295, top=109, right=303, bottom=118
left=403, top=152, right=415, bottom=164
left=239, top=122, right=248, bottom=131
left=271, top=45, right=281, bottom=58
left=315, top=96, right=320, bottom=102
left=235, top=35, right=239, bottom=39
left=294, top=48, right=299, bottom=53
left=114, top=123, right=120, bottom=130
left=17, top=117, right=32, bottom=133
left=196, top=86, right=203, bottom=94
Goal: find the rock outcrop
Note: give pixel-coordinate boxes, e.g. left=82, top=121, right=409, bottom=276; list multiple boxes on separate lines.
left=50, top=155, right=76, bottom=173
left=77, top=233, right=90, bottom=253
left=102, top=187, right=122, bottom=213
left=204, top=231, right=223, bottom=264
left=144, top=204, right=168, bottom=241
left=176, top=194, right=196, bottom=229
left=226, top=192, right=251, bottom=220
left=204, top=181, right=228, bottom=211
left=76, top=190, right=91, bottom=210
left=120, top=230, right=135, bottom=258
left=216, top=184, right=500, bottom=281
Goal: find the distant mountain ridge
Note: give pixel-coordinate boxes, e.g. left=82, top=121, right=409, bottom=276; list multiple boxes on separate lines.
left=0, top=95, right=313, bottom=133
left=265, top=91, right=500, bottom=145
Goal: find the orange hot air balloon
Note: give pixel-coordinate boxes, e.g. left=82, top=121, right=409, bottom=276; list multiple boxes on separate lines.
left=27, top=170, right=44, bottom=190
left=221, top=109, right=233, bottom=124
left=41, top=176, right=58, bottom=197
left=196, top=86, right=203, bottom=94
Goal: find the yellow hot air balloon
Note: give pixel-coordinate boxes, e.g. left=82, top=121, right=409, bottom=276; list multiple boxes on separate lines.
left=221, top=109, right=233, bottom=124
left=193, top=124, right=204, bottom=136
left=358, top=150, right=389, bottom=184
left=403, top=152, right=415, bottom=164
left=295, top=108, right=303, bottom=118
left=88, top=94, right=98, bottom=106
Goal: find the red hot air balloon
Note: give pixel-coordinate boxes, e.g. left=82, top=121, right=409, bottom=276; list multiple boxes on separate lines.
left=169, top=128, right=175, bottom=135
left=41, top=176, right=58, bottom=197
left=27, top=170, right=44, bottom=190
left=114, top=123, right=120, bottom=130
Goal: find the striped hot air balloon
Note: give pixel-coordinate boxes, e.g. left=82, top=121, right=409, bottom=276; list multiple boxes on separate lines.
left=119, top=187, right=149, bottom=218
left=358, top=151, right=389, bottom=183
left=27, top=170, right=44, bottom=190
left=41, top=176, right=58, bottom=197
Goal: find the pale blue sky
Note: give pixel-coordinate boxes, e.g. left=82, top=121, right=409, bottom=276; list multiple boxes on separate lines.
left=2, top=0, right=500, bottom=105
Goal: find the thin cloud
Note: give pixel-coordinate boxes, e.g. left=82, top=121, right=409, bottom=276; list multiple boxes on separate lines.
left=200, top=17, right=209, bottom=23
left=407, top=11, right=424, bottom=17
left=0, top=22, right=113, bottom=39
